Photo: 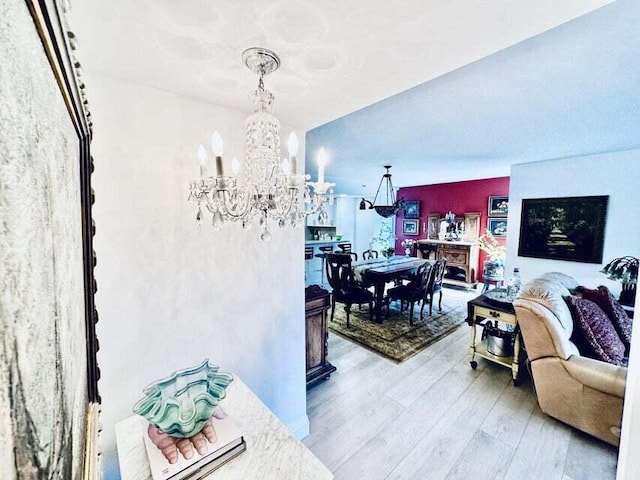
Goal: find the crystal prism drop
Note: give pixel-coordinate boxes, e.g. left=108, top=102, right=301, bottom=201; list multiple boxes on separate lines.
left=278, top=218, right=286, bottom=228
left=212, top=212, right=224, bottom=230
left=260, top=230, right=272, bottom=241
left=196, top=208, right=202, bottom=225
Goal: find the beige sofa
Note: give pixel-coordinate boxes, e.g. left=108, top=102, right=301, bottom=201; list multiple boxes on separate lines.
left=513, top=272, right=627, bottom=446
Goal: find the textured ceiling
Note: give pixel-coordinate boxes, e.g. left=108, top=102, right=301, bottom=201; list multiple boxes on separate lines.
left=69, top=0, right=612, bottom=130
left=306, top=0, right=640, bottom=195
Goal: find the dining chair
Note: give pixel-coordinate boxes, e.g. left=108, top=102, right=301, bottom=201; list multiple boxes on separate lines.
left=337, top=250, right=358, bottom=262
left=337, top=242, right=353, bottom=253
left=424, top=258, right=447, bottom=316
left=325, top=253, right=374, bottom=328
left=314, top=245, right=334, bottom=285
left=386, top=262, right=433, bottom=325
left=362, top=249, right=378, bottom=260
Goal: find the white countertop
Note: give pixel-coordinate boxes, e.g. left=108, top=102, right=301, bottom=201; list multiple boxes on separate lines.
left=116, top=377, right=332, bottom=480
left=305, top=239, right=349, bottom=245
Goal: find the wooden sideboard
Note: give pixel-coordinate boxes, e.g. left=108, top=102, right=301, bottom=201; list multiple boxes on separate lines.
left=305, top=285, right=336, bottom=386
left=417, top=239, right=479, bottom=289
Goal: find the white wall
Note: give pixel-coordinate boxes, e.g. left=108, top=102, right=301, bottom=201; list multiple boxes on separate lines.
left=506, top=150, right=640, bottom=291
left=618, top=290, right=640, bottom=479
left=87, top=73, right=308, bottom=478
left=335, top=196, right=357, bottom=244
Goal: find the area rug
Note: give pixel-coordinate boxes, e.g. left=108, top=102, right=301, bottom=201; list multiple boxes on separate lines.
left=328, top=297, right=468, bottom=362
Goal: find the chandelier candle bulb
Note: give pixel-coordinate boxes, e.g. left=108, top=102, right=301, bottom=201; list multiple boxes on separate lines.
left=231, top=156, right=240, bottom=175
left=197, top=144, right=208, bottom=177
left=211, top=131, right=224, bottom=156
left=317, top=148, right=327, bottom=184
left=287, top=132, right=299, bottom=175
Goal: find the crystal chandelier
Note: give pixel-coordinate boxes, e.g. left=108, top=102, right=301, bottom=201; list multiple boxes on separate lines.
left=359, top=165, right=403, bottom=218
left=188, top=47, right=334, bottom=240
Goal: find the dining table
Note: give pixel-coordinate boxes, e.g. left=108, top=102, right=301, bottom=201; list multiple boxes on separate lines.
left=352, top=255, right=431, bottom=323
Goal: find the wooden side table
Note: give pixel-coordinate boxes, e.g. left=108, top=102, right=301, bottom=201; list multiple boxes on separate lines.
left=466, top=294, right=521, bottom=385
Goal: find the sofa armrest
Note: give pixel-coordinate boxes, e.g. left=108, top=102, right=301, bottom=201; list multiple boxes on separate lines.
left=562, top=355, right=627, bottom=398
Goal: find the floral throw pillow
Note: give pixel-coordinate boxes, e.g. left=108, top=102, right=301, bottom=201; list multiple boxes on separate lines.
left=565, top=296, right=626, bottom=366
left=577, top=286, right=632, bottom=350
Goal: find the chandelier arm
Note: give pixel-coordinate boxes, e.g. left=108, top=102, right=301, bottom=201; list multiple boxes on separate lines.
left=218, top=189, right=253, bottom=219
left=269, top=188, right=298, bottom=219
left=200, top=192, right=219, bottom=214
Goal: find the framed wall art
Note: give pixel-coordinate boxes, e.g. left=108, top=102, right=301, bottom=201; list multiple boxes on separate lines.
left=488, top=196, right=509, bottom=217
left=403, top=219, right=419, bottom=235
left=518, top=195, right=608, bottom=263
left=403, top=200, right=420, bottom=219
left=488, top=218, right=508, bottom=237
left=1, top=1, right=100, bottom=477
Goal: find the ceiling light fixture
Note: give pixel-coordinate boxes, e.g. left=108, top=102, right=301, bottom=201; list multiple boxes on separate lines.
left=359, top=165, right=403, bottom=218
left=188, top=47, right=334, bottom=240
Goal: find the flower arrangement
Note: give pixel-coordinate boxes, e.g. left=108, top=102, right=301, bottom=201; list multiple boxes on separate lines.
left=400, top=238, right=415, bottom=256
left=477, top=230, right=506, bottom=263
left=401, top=238, right=415, bottom=249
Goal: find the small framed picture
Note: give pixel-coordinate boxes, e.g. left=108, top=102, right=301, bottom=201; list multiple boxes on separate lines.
left=488, top=218, right=508, bottom=237
left=402, top=219, right=419, bottom=235
left=488, top=196, right=509, bottom=217
left=403, top=200, right=420, bottom=219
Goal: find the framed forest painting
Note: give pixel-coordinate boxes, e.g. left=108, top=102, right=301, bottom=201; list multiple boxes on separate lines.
left=518, top=195, right=608, bottom=263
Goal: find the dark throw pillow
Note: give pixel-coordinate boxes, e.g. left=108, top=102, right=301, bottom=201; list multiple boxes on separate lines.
left=577, top=285, right=632, bottom=350
left=565, top=296, right=626, bottom=366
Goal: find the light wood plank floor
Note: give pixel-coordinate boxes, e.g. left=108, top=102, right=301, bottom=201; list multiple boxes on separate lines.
left=304, top=288, right=619, bottom=480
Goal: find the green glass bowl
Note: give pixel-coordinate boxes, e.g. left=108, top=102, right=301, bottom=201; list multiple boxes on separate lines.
left=133, top=359, right=233, bottom=438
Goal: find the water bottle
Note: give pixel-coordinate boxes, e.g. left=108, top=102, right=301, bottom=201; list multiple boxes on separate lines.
left=507, top=267, right=522, bottom=298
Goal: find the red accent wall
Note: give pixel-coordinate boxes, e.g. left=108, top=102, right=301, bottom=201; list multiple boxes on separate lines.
left=395, top=177, right=510, bottom=281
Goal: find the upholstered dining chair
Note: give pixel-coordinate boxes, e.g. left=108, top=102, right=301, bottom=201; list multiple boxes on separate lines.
left=387, top=262, right=433, bottom=325
left=325, top=253, right=374, bottom=328
left=362, top=249, right=379, bottom=260
left=424, top=258, right=447, bottom=316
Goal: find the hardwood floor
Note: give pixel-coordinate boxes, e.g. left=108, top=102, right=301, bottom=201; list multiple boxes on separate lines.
left=304, top=288, right=619, bottom=480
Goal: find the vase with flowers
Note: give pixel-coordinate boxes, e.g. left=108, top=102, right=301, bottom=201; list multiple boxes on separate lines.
left=401, top=238, right=415, bottom=256
left=478, top=230, right=506, bottom=279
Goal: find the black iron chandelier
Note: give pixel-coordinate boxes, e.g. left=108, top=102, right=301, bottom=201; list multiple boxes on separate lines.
left=359, top=165, right=403, bottom=218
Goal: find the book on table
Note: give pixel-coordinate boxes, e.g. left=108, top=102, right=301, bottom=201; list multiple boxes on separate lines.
left=142, top=414, right=246, bottom=480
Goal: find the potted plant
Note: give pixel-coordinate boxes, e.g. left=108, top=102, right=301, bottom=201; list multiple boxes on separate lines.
left=601, top=256, right=638, bottom=307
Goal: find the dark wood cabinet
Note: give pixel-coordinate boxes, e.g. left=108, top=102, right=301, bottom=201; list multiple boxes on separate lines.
left=305, top=285, right=336, bottom=387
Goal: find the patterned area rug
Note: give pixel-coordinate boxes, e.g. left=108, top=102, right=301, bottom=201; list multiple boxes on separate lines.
left=328, top=294, right=469, bottom=362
